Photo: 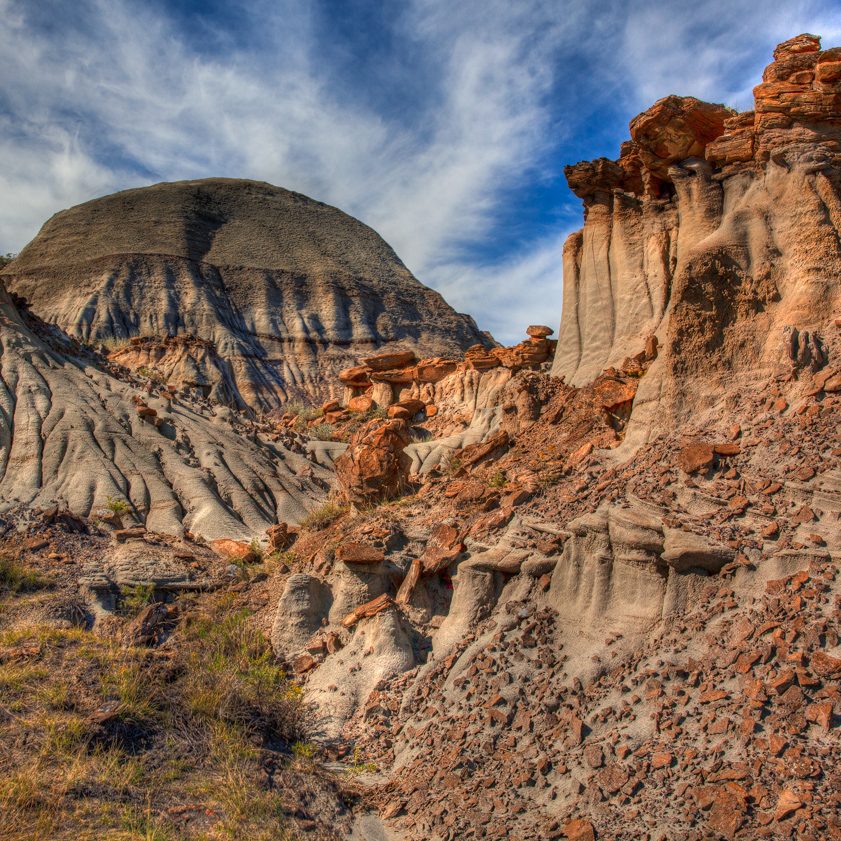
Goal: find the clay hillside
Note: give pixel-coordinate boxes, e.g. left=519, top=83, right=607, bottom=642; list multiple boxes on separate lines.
left=2, top=178, right=492, bottom=410
left=3, top=31, right=841, bottom=841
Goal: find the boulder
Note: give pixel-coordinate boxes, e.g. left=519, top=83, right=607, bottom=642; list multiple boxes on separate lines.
left=339, top=365, right=371, bottom=388
left=266, top=523, right=293, bottom=553
left=677, top=442, right=715, bottom=474
left=341, top=593, right=396, bottom=628
left=526, top=325, right=554, bottom=338
left=348, top=394, right=375, bottom=412
left=363, top=350, right=416, bottom=371
left=629, top=95, right=730, bottom=177
left=337, top=543, right=386, bottom=565
left=209, top=539, right=254, bottom=561
left=335, top=419, right=412, bottom=504
left=419, top=523, right=464, bottom=576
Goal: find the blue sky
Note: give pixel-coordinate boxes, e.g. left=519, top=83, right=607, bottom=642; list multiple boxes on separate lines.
left=1, top=0, right=840, bottom=343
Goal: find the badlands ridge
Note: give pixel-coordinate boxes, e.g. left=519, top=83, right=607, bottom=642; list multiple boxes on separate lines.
left=1, top=32, right=841, bottom=841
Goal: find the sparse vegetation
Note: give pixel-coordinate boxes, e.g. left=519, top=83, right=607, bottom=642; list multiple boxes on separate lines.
left=0, top=590, right=329, bottom=841
left=105, top=495, right=130, bottom=514
left=291, top=740, right=315, bottom=758
left=309, top=422, right=334, bottom=441
left=442, top=452, right=463, bottom=476
left=488, top=469, right=507, bottom=488
left=345, top=747, right=378, bottom=776
left=136, top=365, right=166, bottom=384
left=118, top=583, right=155, bottom=618
left=284, top=402, right=323, bottom=435
left=0, top=558, right=51, bottom=595
left=266, top=550, right=297, bottom=570
left=96, top=336, right=133, bottom=353
left=299, top=497, right=348, bottom=531
left=0, top=253, right=17, bottom=269
left=364, top=406, right=388, bottom=420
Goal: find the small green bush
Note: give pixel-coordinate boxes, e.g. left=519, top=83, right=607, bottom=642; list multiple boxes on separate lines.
left=291, top=740, right=315, bottom=758
left=136, top=366, right=166, bottom=384
left=364, top=406, right=388, bottom=419
left=119, top=584, right=155, bottom=617
left=488, top=469, right=507, bottom=488
left=442, top=453, right=463, bottom=476
left=106, top=495, right=130, bottom=514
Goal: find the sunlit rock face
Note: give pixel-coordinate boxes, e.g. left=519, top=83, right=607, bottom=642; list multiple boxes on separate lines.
left=553, top=34, right=841, bottom=448
left=0, top=273, right=331, bottom=535
left=3, top=178, right=491, bottom=410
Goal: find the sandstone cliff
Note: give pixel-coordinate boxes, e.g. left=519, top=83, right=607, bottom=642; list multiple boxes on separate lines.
left=553, top=34, right=841, bottom=451
left=3, top=178, right=491, bottom=410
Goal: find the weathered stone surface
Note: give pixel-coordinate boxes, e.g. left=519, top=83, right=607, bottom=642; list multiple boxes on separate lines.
left=348, top=394, right=376, bottom=413
left=629, top=95, right=730, bottom=177
left=0, top=284, right=333, bottom=539
left=553, top=33, right=841, bottom=435
left=363, top=351, right=416, bottom=372
left=266, top=523, right=293, bottom=553
left=526, top=325, right=554, bottom=338
left=420, top=524, right=464, bottom=576
left=677, top=441, right=715, bottom=474
left=5, top=178, right=491, bottom=409
left=209, top=539, right=254, bottom=561
left=341, top=593, right=396, bottom=628
left=337, top=543, right=386, bottom=565
left=335, top=419, right=411, bottom=504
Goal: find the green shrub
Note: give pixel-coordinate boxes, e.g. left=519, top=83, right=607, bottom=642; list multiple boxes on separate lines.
left=442, top=453, right=463, bottom=475
left=118, top=584, right=155, bottom=617
left=364, top=406, right=388, bottom=419
left=105, top=495, right=129, bottom=514
left=136, top=366, right=166, bottom=384
left=488, top=469, right=507, bottom=488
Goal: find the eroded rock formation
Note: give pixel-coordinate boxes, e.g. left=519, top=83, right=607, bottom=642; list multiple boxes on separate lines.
left=3, top=178, right=492, bottom=410
left=0, top=275, right=329, bottom=538
left=553, top=34, right=841, bottom=456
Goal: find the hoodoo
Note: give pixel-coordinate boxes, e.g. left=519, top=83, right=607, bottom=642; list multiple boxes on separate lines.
left=553, top=33, right=841, bottom=450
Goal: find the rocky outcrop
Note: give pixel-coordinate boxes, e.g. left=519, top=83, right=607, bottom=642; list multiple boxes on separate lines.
left=335, top=419, right=412, bottom=504
left=0, top=275, right=329, bottom=538
left=3, top=178, right=492, bottom=410
left=553, top=34, right=841, bottom=455
left=107, top=334, right=243, bottom=409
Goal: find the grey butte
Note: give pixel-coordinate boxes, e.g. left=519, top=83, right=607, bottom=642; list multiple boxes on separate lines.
left=0, top=272, right=331, bottom=538
left=552, top=34, right=841, bottom=449
left=4, top=178, right=489, bottom=410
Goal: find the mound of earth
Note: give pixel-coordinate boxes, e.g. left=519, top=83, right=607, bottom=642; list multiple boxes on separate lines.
left=3, top=178, right=491, bottom=410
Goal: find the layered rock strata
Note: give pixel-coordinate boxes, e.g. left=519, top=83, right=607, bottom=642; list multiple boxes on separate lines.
left=3, top=178, right=491, bottom=410
left=0, top=278, right=330, bottom=538
left=553, top=34, right=841, bottom=454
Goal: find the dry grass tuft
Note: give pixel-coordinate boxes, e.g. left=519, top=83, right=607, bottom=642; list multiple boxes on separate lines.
left=0, top=589, right=355, bottom=840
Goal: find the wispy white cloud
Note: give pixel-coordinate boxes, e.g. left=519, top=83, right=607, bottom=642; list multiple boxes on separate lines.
left=0, top=0, right=840, bottom=343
